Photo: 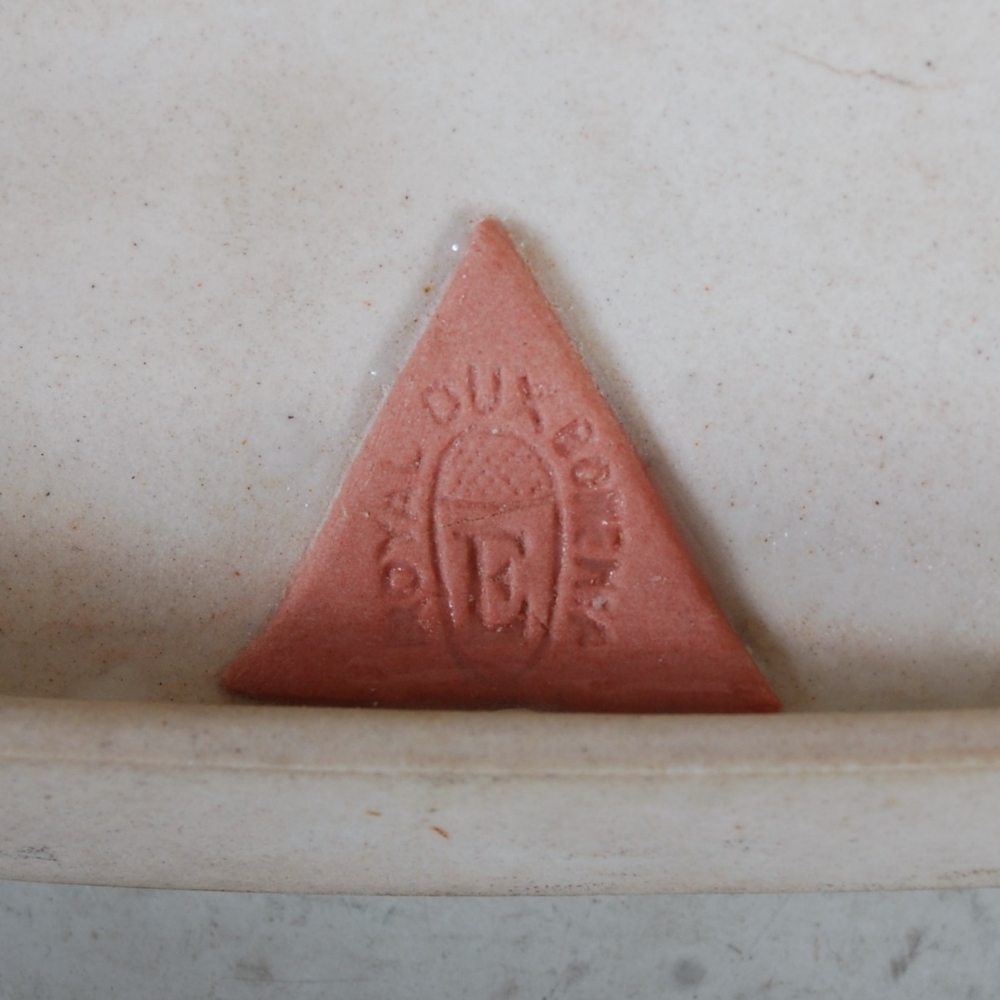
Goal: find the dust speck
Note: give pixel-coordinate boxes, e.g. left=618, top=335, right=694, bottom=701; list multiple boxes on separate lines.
left=674, top=958, right=707, bottom=987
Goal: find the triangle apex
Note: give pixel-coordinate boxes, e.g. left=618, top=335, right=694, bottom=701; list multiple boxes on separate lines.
left=469, top=216, right=520, bottom=256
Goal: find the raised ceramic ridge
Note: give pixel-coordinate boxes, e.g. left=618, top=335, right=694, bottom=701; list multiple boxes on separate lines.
left=4, top=698, right=1000, bottom=894
left=1, top=697, right=997, bottom=774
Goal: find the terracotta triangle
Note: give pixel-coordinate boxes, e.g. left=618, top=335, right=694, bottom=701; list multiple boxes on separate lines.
left=222, top=219, right=780, bottom=712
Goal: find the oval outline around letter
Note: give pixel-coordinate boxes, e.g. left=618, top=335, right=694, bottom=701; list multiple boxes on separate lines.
left=432, top=429, right=562, bottom=681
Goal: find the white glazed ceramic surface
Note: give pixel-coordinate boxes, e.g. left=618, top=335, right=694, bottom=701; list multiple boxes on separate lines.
left=2, top=1, right=1000, bottom=891
left=5, top=699, right=1000, bottom=895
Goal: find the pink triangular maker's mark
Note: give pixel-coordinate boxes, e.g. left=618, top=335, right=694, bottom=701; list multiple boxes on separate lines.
left=222, top=219, right=780, bottom=713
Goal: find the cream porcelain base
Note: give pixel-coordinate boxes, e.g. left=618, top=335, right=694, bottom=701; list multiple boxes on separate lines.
left=2, top=0, right=999, bottom=891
